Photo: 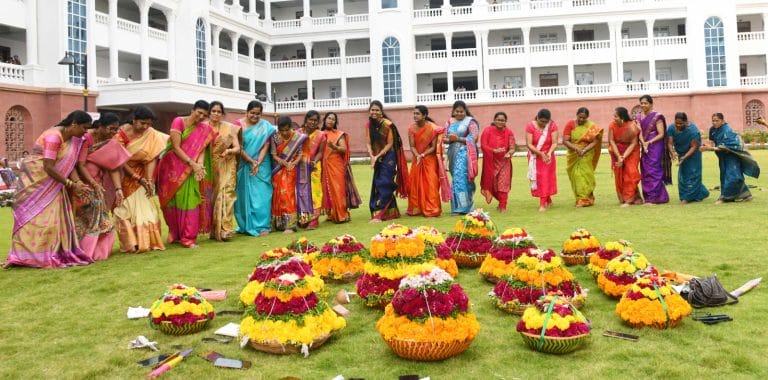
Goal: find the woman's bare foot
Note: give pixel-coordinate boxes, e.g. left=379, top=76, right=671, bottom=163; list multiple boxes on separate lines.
left=680, top=200, right=688, bottom=205
left=369, top=218, right=382, bottom=224
left=620, top=203, right=630, bottom=208
left=283, top=229, right=294, bottom=234
left=538, top=206, right=547, bottom=212
left=715, top=199, right=724, bottom=205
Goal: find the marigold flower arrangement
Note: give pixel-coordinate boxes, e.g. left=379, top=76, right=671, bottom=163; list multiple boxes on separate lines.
left=376, top=267, right=480, bottom=361
left=588, top=240, right=632, bottom=279
left=445, top=209, right=497, bottom=268
left=414, top=225, right=458, bottom=278
left=616, top=276, right=692, bottom=329
left=479, top=227, right=537, bottom=282
left=240, top=271, right=346, bottom=355
left=357, top=224, right=437, bottom=308
left=286, top=236, right=320, bottom=263
left=560, top=228, right=601, bottom=265
left=516, top=295, right=591, bottom=354
left=150, top=284, right=215, bottom=335
left=597, top=251, right=658, bottom=298
left=239, top=248, right=314, bottom=306
left=313, top=234, right=366, bottom=282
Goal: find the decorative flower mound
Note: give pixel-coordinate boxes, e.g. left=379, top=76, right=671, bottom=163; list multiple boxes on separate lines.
left=560, top=228, right=601, bottom=266
left=286, top=237, right=320, bottom=263
left=415, top=226, right=458, bottom=278
left=239, top=248, right=314, bottom=306
left=597, top=252, right=658, bottom=298
left=240, top=272, right=346, bottom=354
left=588, top=240, right=632, bottom=279
left=357, top=224, right=436, bottom=308
left=616, top=276, right=692, bottom=329
left=516, top=295, right=590, bottom=354
left=313, top=234, right=366, bottom=281
left=479, top=228, right=537, bottom=282
left=376, top=267, right=480, bottom=361
left=150, top=284, right=215, bottom=335
left=445, top=209, right=497, bottom=268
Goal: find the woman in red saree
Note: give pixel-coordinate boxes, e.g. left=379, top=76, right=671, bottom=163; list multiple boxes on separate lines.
left=407, top=105, right=450, bottom=217
left=480, top=111, right=516, bottom=212
left=607, top=107, right=643, bottom=206
left=525, top=108, right=559, bottom=212
left=270, top=116, right=306, bottom=232
left=320, top=112, right=361, bottom=223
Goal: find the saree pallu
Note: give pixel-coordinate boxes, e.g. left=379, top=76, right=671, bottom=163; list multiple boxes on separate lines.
left=638, top=112, right=670, bottom=204
left=271, top=131, right=306, bottom=231
left=158, top=118, right=217, bottom=247
left=480, top=126, right=515, bottom=209
left=6, top=128, right=91, bottom=268
left=113, top=128, right=167, bottom=253
left=321, top=130, right=361, bottom=223
left=609, top=121, right=642, bottom=204
left=710, top=123, right=760, bottom=201
left=407, top=122, right=447, bottom=217
left=668, top=124, right=709, bottom=202
left=297, top=129, right=323, bottom=227
left=72, top=134, right=131, bottom=260
left=525, top=121, right=558, bottom=199
left=210, top=122, right=238, bottom=241
left=564, top=121, right=603, bottom=206
left=446, top=117, right=479, bottom=214
left=234, top=119, right=275, bottom=235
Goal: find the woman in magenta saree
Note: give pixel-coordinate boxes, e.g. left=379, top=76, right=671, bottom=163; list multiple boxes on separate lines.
left=366, top=100, right=409, bottom=222
left=6, top=111, right=93, bottom=268
left=157, top=100, right=217, bottom=248
left=636, top=95, right=671, bottom=204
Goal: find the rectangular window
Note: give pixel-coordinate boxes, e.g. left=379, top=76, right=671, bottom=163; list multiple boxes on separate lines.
left=538, top=33, right=558, bottom=43
left=382, top=0, right=398, bottom=9
left=67, top=0, right=87, bottom=85
left=653, top=26, right=669, bottom=37
left=328, top=47, right=339, bottom=57
left=575, top=72, right=594, bottom=85
left=330, top=86, right=340, bottom=99
left=655, top=67, right=672, bottom=81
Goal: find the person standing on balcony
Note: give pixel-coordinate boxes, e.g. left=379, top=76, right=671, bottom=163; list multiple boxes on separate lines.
left=666, top=112, right=709, bottom=204
left=636, top=94, right=671, bottom=205
left=480, top=111, right=516, bottom=213
left=113, top=106, right=167, bottom=253
left=562, top=107, right=603, bottom=207
left=208, top=101, right=240, bottom=241
left=366, top=100, right=409, bottom=222
left=234, top=100, right=276, bottom=236
left=270, top=116, right=305, bottom=233
left=5, top=111, right=93, bottom=268
left=608, top=106, right=643, bottom=207
left=525, top=108, right=559, bottom=212
left=297, top=110, right=324, bottom=229
left=444, top=100, right=479, bottom=215
left=700, top=112, right=760, bottom=203
left=407, top=105, right=449, bottom=217
left=320, top=112, right=361, bottom=223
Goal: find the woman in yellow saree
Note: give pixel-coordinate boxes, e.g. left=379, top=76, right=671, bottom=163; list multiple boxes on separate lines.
left=562, top=107, right=603, bottom=207
left=208, top=101, right=240, bottom=241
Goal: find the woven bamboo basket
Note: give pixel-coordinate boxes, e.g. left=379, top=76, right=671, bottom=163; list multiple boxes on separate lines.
left=156, top=319, right=210, bottom=335
left=482, top=273, right=501, bottom=284
left=452, top=251, right=487, bottom=268
left=250, top=334, right=331, bottom=355
left=560, top=253, right=593, bottom=266
left=323, top=272, right=360, bottom=284
left=382, top=336, right=474, bottom=361
left=496, top=298, right=585, bottom=316
left=519, top=332, right=590, bottom=354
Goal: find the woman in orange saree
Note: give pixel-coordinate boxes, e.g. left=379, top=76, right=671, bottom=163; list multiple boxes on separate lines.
left=407, top=105, right=449, bottom=217
left=607, top=107, right=643, bottom=206
left=113, top=106, right=168, bottom=253
left=270, top=116, right=306, bottom=232
left=562, top=107, right=603, bottom=207
left=320, top=112, right=361, bottom=223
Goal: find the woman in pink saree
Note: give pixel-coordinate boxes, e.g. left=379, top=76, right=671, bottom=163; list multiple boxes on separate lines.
left=5, top=111, right=93, bottom=268
left=480, top=111, right=516, bottom=212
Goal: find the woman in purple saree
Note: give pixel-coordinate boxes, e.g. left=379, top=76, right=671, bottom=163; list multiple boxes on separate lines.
left=636, top=95, right=671, bottom=204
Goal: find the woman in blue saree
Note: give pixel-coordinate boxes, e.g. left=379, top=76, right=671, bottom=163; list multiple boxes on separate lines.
left=701, top=113, right=760, bottom=203
left=666, top=112, right=709, bottom=204
left=366, top=100, right=408, bottom=222
left=637, top=94, right=671, bottom=204
left=234, top=100, right=276, bottom=236
left=444, top=100, right=479, bottom=215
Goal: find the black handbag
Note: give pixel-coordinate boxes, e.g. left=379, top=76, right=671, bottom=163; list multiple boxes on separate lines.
left=686, top=275, right=739, bottom=308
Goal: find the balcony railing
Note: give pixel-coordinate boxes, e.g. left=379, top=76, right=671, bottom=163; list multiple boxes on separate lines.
left=346, top=55, right=370, bottom=64
left=314, top=98, right=341, bottom=108
left=219, top=49, right=232, bottom=59
left=451, top=6, right=473, bottom=16
left=416, top=50, right=448, bottom=60
left=312, top=16, right=336, bottom=26
left=654, top=36, right=686, bottom=46
left=533, top=86, right=568, bottom=96
left=576, top=84, right=611, bottom=94
left=625, top=82, right=650, bottom=92
left=413, top=8, right=443, bottom=19
left=488, top=46, right=525, bottom=55
left=312, top=57, right=341, bottom=66
left=488, top=2, right=522, bottom=13
left=492, top=88, right=525, bottom=99
left=572, top=0, right=605, bottom=6
left=148, top=28, right=167, bottom=41
left=452, top=48, right=478, bottom=58
left=0, top=63, right=25, bottom=83
left=737, top=31, right=765, bottom=41
left=271, top=59, right=306, bottom=69
left=657, top=79, right=689, bottom=90
left=530, top=43, right=567, bottom=53
left=572, top=40, right=610, bottom=50
left=238, top=54, right=250, bottom=63
left=95, top=11, right=108, bottom=25
left=348, top=96, right=372, bottom=107
left=344, top=14, right=368, bottom=23
left=416, top=92, right=448, bottom=103
left=741, top=75, right=768, bottom=87
left=530, top=0, right=564, bottom=10
left=454, top=90, right=477, bottom=100
left=276, top=100, right=307, bottom=111
left=117, top=19, right=139, bottom=33
left=622, top=38, right=648, bottom=48
left=254, top=59, right=266, bottom=68
left=273, top=19, right=301, bottom=29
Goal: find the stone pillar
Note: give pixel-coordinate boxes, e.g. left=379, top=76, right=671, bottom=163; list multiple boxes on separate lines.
left=337, top=0, right=345, bottom=17
left=339, top=39, right=347, bottom=100
left=445, top=32, right=453, bottom=92
left=249, top=0, right=256, bottom=14
left=305, top=41, right=313, bottom=101
left=478, top=29, right=490, bottom=90
left=565, top=24, right=574, bottom=87
left=211, top=25, right=221, bottom=87
left=646, top=19, right=655, bottom=83
left=522, top=26, right=532, bottom=92
left=247, top=38, right=256, bottom=93
left=25, top=0, right=38, bottom=65
left=164, top=9, right=175, bottom=80
left=609, top=21, right=619, bottom=84
left=230, top=32, right=241, bottom=90
left=303, top=0, right=310, bottom=18
left=264, top=45, right=272, bottom=101
left=109, top=0, right=120, bottom=80
left=139, top=1, right=150, bottom=80
left=265, top=0, right=271, bottom=21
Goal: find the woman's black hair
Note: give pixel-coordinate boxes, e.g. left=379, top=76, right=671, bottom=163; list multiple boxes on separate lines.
left=712, top=112, right=725, bottom=121
left=322, top=112, right=339, bottom=131
left=674, top=112, right=688, bottom=122
left=57, top=110, right=92, bottom=127
left=576, top=107, right=590, bottom=116
left=97, top=112, right=120, bottom=128
left=451, top=100, right=473, bottom=117
left=193, top=99, right=210, bottom=111
left=536, top=108, right=552, bottom=120
left=368, top=100, right=391, bottom=120
left=209, top=100, right=225, bottom=114
left=132, top=105, right=157, bottom=121
left=304, top=110, right=320, bottom=126
left=639, top=94, right=653, bottom=104
left=246, top=100, right=263, bottom=112
left=276, top=115, right=293, bottom=128
left=414, top=105, right=436, bottom=123
left=493, top=111, right=508, bottom=121
left=615, top=107, right=632, bottom=123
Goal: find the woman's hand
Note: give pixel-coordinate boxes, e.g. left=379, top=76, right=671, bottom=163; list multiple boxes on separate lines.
left=250, top=160, right=260, bottom=176
left=114, top=189, right=124, bottom=207
left=540, top=151, right=551, bottom=164
left=72, top=181, right=91, bottom=198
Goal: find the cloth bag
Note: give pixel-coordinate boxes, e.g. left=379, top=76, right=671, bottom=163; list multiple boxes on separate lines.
left=686, top=275, right=739, bottom=308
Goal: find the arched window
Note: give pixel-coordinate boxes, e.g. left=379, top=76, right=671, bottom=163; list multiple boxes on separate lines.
left=704, top=16, right=727, bottom=87
left=4, top=107, right=28, bottom=161
left=381, top=37, right=402, bottom=103
left=745, top=99, right=765, bottom=129
left=196, top=19, right=207, bottom=85
left=66, top=0, right=88, bottom=85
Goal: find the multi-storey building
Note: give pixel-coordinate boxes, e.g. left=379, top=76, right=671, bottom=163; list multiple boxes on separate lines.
left=1, top=0, right=767, bottom=159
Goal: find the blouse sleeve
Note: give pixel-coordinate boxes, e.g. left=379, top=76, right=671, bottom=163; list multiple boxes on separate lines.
left=78, top=133, right=93, bottom=162
left=524, top=121, right=535, bottom=135
left=42, top=132, right=63, bottom=160
left=170, top=117, right=184, bottom=133
left=562, top=120, right=575, bottom=138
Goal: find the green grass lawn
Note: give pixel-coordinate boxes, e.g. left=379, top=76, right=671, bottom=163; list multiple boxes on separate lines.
left=1, top=151, right=767, bottom=379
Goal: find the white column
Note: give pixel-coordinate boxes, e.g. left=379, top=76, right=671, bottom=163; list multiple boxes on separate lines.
left=445, top=32, right=453, bottom=92
left=565, top=24, right=574, bottom=88
left=264, top=45, right=272, bottom=101
left=609, top=21, right=618, bottom=84
left=139, top=2, right=150, bottom=81
left=211, top=25, right=221, bottom=87
left=265, top=0, right=272, bottom=21
left=305, top=41, right=313, bottom=101
left=249, top=0, right=257, bottom=14
left=337, top=0, right=345, bottom=16
left=303, top=0, right=310, bottom=18
left=108, top=0, right=118, bottom=80
left=646, top=19, right=655, bottom=84
left=478, top=30, right=489, bottom=90
left=522, top=26, right=532, bottom=93
left=339, top=39, right=347, bottom=100
left=25, top=0, right=38, bottom=65
left=247, top=38, right=256, bottom=93
left=230, top=32, right=241, bottom=90
left=164, top=9, right=175, bottom=81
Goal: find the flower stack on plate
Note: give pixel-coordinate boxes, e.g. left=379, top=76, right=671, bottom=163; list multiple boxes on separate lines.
left=560, top=228, right=601, bottom=266
left=286, top=236, right=320, bottom=264
left=149, top=284, right=215, bottom=335
left=479, top=228, right=537, bottom=283
left=444, top=209, right=496, bottom=268
left=587, top=240, right=632, bottom=279
left=597, top=251, right=658, bottom=298
left=312, top=234, right=366, bottom=283
left=239, top=247, right=314, bottom=306
left=616, top=275, right=692, bottom=329
left=414, top=225, right=458, bottom=278
left=516, top=295, right=591, bottom=354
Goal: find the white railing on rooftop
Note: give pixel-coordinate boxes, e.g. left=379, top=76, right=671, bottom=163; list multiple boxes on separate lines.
left=0, top=63, right=25, bottom=83
left=117, top=19, right=139, bottom=33
left=740, top=75, right=768, bottom=86
left=452, top=48, right=478, bottom=58
left=415, top=50, right=448, bottom=60
left=314, top=98, right=341, bottom=108
left=148, top=28, right=167, bottom=41
left=219, top=49, right=232, bottom=59
left=96, top=77, right=110, bottom=85
left=657, top=79, right=689, bottom=90
left=572, top=40, right=610, bottom=50
left=271, top=59, right=306, bottom=69
left=654, top=35, right=686, bottom=46
left=273, top=19, right=300, bottom=29
left=737, top=31, right=765, bottom=41
left=488, top=46, right=525, bottom=55
left=95, top=11, right=108, bottom=25
left=312, top=16, right=336, bottom=26
left=344, top=14, right=368, bottom=23
left=413, top=8, right=443, bottom=19
left=416, top=92, right=448, bottom=103
left=622, top=38, right=648, bottom=48
left=348, top=97, right=372, bottom=107
left=312, top=57, right=341, bottom=66
left=530, top=43, right=567, bottom=53
left=346, top=55, right=370, bottom=64
left=533, top=86, right=568, bottom=96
